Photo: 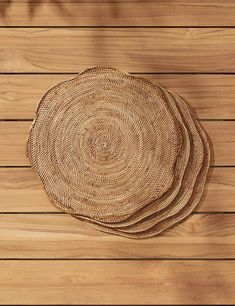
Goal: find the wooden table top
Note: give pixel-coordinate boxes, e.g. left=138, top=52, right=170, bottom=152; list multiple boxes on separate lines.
left=0, top=1, right=234, bottom=305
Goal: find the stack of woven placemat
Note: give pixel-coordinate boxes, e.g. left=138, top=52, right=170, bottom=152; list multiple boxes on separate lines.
left=26, top=67, right=210, bottom=238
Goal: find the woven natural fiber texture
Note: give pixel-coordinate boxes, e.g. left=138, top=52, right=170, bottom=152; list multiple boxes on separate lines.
left=26, top=67, right=210, bottom=239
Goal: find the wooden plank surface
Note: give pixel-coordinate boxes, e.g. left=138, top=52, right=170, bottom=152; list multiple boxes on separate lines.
left=0, top=260, right=234, bottom=304
left=2, top=28, right=235, bottom=73
left=1, top=74, right=235, bottom=119
left=0, top=121, right=234, bottom=166
left=1, top=2, right=234, bottom=306
left=0, top=122, right=29, bottom=166
left=0, top=214, right=234, bottom=259
left=1, top=1, right=235, bottom=26
left=0, top=167, right=234, bottom=213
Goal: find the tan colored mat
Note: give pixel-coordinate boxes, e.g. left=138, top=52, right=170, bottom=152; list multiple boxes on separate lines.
left=27, top=67, right=210, bottom=238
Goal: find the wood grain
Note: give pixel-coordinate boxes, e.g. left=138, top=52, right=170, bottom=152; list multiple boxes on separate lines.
left=1, top=1, right=235, bottom=26
left=0, top=2, right=234, bottom=305
left=1, top=74, right=235, bottom=119
left=1, top=28, right=235, bottom=73
left=0, top=167, right=234, bottom=213
left=0, top=214, right=234, bottom=259
left=0, top=168, right=52, bottom=212
left=0, top=122, right=28, bottom=166
left=0, top=121, right=234, bottom=166
left=0, top=260, right=234, bottom=304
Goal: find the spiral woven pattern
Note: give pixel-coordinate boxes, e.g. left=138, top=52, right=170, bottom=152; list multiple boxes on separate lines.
left=27, top=67, right=210, bottom=238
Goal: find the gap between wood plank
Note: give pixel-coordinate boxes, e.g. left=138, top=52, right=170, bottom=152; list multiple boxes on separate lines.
left=2, top=26, right=235, bottom=28
left=0, top=258, right=234, bottom=261
left=1, top=119, right=235, bottom=122
left=2, top=72, right=235, bottom=75
left=1, top=165, right=234, bottom=168
left=0, top=212, right=233, bottom=214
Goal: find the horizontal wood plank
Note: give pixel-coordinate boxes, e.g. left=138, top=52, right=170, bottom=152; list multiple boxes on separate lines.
left=1, top=74, right=235, bottom=119
left=0, top=122, right=29, bottom=166
left=0, top=214, right=234, bottom=259
left=0, top=121, right=234, bottom=166
left=0, top=260, right=234, bottom=304
left=1, top=1, right=235, bottom=26
left=0, top=167, right=234, bottom=212
left=0, top=168, right=52, bottom=212
left=1, top=28, right=235, bottom=72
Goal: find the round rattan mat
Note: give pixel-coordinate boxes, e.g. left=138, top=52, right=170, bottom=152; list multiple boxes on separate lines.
left=27, top=67, right=210, bottom=238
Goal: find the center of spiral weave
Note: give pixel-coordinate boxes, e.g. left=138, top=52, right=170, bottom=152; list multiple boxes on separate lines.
left=81, top=119, right=124, bottom=164
left=88, top=130, right=121, bottom=163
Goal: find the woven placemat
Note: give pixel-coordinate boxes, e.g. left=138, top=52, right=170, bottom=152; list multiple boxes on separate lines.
left=84, top=91, right=210, bottom=238
left=27, top=67, right=210, bottom=238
